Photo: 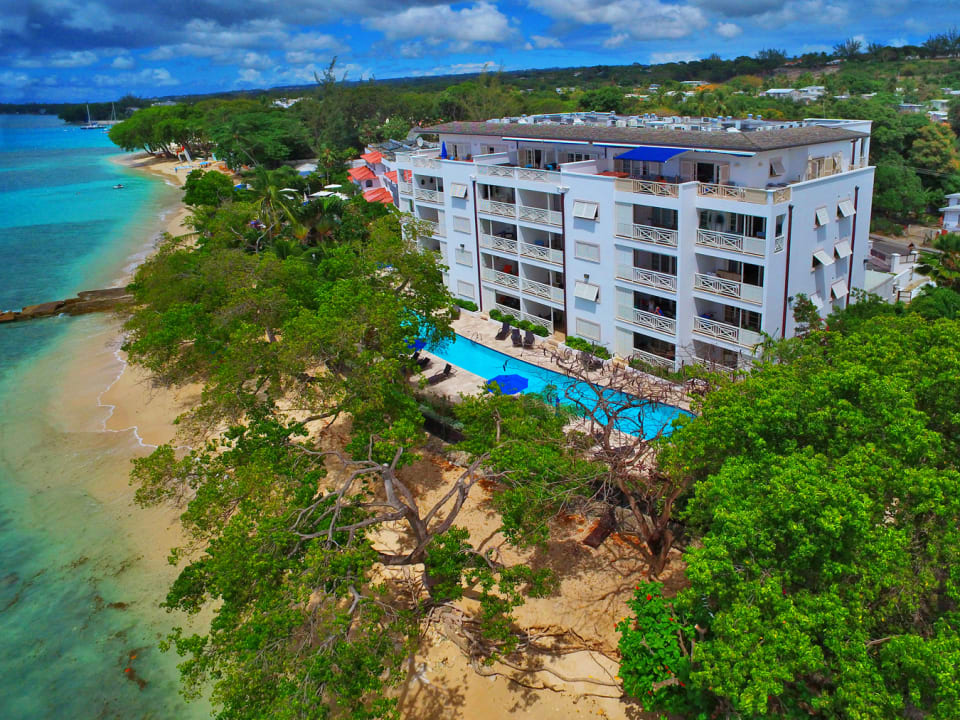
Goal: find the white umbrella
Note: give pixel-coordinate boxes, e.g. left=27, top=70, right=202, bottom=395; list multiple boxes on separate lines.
left=309, top=191, right=333, bottom=198
left=324, top=184, right=342, bottom=190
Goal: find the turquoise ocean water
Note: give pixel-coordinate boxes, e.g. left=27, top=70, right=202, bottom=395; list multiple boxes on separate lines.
left=0, top=116, right=207, bottom=718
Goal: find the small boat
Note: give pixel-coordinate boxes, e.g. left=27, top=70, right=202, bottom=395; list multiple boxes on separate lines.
left=80, top=104, right=101, bottom=130
left=113, top=184, right=124, bottom=189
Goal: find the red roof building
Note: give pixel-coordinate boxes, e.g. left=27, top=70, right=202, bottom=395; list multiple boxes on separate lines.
left=347, top=166, right=376, bottom=183
left=384, top=170, right=398, bottom=183
left=362, top=187, right=393, bottom=204
left=360, top=151, right=383, bottom=165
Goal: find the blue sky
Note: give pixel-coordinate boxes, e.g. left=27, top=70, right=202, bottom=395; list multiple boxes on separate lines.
left=0, top=0, right=945, bottom=103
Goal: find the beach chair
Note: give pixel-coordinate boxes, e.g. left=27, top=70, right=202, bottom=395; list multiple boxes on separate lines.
left=523, top=330, right=535, bottom=348
left=511, top=328, right=522, bottom=347
left=495, top=320, right=510, bottom=340
left=416, top=355, right=431, bottom=370
left=427, top=363, right=454, bottom=385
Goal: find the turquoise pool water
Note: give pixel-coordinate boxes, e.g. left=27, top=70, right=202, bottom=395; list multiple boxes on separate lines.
left=429, top=334, right=690, bottom=438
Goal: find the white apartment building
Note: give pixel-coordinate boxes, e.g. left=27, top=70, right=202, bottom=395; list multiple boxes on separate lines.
left=393, top=115, right=873, bottom=371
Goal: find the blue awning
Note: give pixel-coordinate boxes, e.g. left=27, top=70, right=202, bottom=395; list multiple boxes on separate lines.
left=614, top=146, right=688, bottom=163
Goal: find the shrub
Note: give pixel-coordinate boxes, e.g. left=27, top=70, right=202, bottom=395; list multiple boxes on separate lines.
left=518, top=319, right=533, bottom=331
left=489, top=308, right=502, bottom=321
left=503, top=314, right=517, bottom=325
left=565, top=336, right=611, bottom=359
left=532, top=325, right=549, bottom=337
left=455, top=299, right=478, bottom=312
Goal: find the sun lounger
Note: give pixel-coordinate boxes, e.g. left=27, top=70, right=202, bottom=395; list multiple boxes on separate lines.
left=495, top=320, right=510, bottom=340
left=416, top=355, right=431, bottom=370
left=427, top=363, right=454, bottom=385
left=523, top=330, right=535, bottom=348
left=511, top=328, right=522, bottom=347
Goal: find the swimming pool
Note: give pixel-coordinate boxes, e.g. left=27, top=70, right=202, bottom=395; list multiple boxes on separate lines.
left=428, top=334, right=690, bottom=439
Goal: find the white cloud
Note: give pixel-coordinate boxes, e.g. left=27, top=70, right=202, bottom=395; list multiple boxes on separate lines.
left=716, top=22, right=742, bottom=39
left=364, top=2, right=515, bottom=53
left=14, top=50, right=98, bottom=68
left=0, top=71, right=32, bottom=88
left=889, top=36, right=907, bottom=47
left=111, top=55, right=134, bottom=69
left=92, top=67, right=178, bottom=87
left=528, top=0, right=707, bottom=40
left=410, top=61, right=496, bottom=77
left=751, top=0, right=850, bottom=29
left=528, top=34, right=562, bottom=49
left=241, top=52, right=274, bottom=70
left=649, top=50, right=700, bottom=64
left=851, top=33, right=867, bottom=47
left=237, top=68, right=263, bottom=85
left=603, top=33, right=629, bottom=49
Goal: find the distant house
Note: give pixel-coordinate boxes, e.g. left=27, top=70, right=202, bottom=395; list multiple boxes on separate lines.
left=942, top=192, right=960, bottom=233
left=679, top=80, right=707, bottom=87
left=930, top=99, right=950, bottom=112
left=929, top=110, right=949, bottom=123
left=897, top=103, right=925, bottom=114
left=798, top=86, right=826, bottom=102
left=763, top=88, right=800, bottom=100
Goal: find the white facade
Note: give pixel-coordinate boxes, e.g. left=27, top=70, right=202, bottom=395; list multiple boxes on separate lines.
left=942, top=193, right=960, bottom=233
left=393, top=116, right=874, bottom=371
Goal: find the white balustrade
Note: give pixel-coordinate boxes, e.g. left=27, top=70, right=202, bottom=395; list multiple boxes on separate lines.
left=398, top=181, right=412, bottom=195
left=616, top=265, right=677, bottom=292
left=517, top=204, right=562, bottom=226
left=478, top=199, right=517, bottom=218
left=412, top=156, right=441, bottom=168
left=631, top=349, right=674, bottom=370
left=695, top=229, right=766, bottom=257
left=418, top=219, right=445, bottom=238
left=698, top=183, right=791, bottom=204
left=521, top=312, right=554, bottom=334
left=693, top=317, right=763, bottom=348
left=478, top=165, right=515, bottom=178
left=518, top=241, right=563, bottom=265
left=481, top=268, right=520, bottom=289
left=774, top=234, right=785, bottom=253
left=617, top=306, right=677, bottom=335
left=614, top=178, right=679, bottom=197
left=479, top=233, right=518, bottom=254
left=516, top=167, right=561, bottom=183
left=520, top=277, right=564, bottom=304
left=694, top=274, right=763, bottom=305
left=414, top=187, right=442, bottom=204
left=615, top=223, right=678, bottom=247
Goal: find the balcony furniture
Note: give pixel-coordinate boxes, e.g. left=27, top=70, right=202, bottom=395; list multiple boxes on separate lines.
left=511, top=328, right=523, bottom=347
left=427, top=364, right=454, bottom=385
left=495, top=321, right=511, bottom=340
left=523, top=330, right=535, bottom=348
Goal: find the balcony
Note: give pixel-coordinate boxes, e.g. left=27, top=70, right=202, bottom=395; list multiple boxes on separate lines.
left=616, top=306, right=677, bottom=335
left=412, top=156, right=441, bottom=169
left=398, top=181, right=412, bottom=195
left=694, top=274, right=763, bottom=305
left=478, top=198, right=517, bottom=219
left=616, top=265, right=677, bottom=293
left=419, top=219, right=445, bottom=238
left=481, top=268, right=520, bottom=290
left=697, top=183, right=791, bottom=205
left=520, top=277, right=564, bottom=304
left=519, top=241, right=563, bottom=265
left=615, top=223, right=678, bottom=248
left=695, top=229, right=766, bottom=258
left=522, top=311, right=554, bottom=334
left=614, top=177, right=679, bottom=198
left=518, top=204, right=562, bottom=227
left=692, top=317, right=763, bottom=348
left=414, top=187, right=443, bottom=204
left=631, top=349, right=674, bottom=370
left=477, top=165, right=561, bottom=184
left=480, top=233, right=518, bottom=254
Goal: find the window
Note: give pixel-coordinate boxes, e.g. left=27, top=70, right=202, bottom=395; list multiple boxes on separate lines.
left=565, top=152, right=595, bottom=163
left=814, top=207, right=830, bottom=227
left=834, top=240, right=852, bottom=259
left=812, top=249, right=834, bottom=267
left=453, top=215, right=471, bottom=233
left=572, top=200, right=599, bottom=220
left=449, top=183, right=468, bottom=198
left=831, top=280, right=848, bottom=300
left=455, top=248, right=473, bottom=267
left=769, top=157, right=785, bottom=176
left=457, top=280, right=475, bottom=300
left=838, top=199, right=856, bottom=218
left=575, top=241, right=600, bottom=263
left=574, top=281, right=600, bottom=302
left=576, top=318, right=601, bottom=341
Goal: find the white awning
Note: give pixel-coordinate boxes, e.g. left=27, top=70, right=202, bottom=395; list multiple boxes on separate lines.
left=831, top=280, right=849, bottom=299
left=838, top=199, right=856, bottom=217
left=574, top=281, right=600, bottom=302
left=809, top=292, right=824, bottom=309
left=815, top=206, right=830, bottom=227
left=572, top=200, right=599, bottom=220
left=813, top=249, right=834, bottom=266
left=450, top=182, right=468, bottom=198
left=770, top=158, right=785, bottom=175
left=834, top=239, right=852, bottom=258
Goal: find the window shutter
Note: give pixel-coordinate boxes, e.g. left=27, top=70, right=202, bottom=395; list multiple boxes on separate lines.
left=680, top=160, right=695, bottom=180
left=717, top=164, right=730, bottom=184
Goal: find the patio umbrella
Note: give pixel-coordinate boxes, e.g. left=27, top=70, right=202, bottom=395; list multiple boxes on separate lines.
left=440, top=141, right=448, bottom=159
left=405, top=338, right=426, bottom=351
left=486, top=373, right=528, bottom=395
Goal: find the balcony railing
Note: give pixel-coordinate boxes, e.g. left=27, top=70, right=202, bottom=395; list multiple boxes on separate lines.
left=693, top=317, right=763, bottom=348
left=615, top=223, right=678, bottom=248
left=616, top=307, right=677, bottom=335
left=481, top=268, right=520, bottom=290
left=614, top=178, right=680, bottom=198
left=519, top=241, right=563, bottom=265
left=414, top=187, right=443, bottom=204
left=630, top=349, right=675, bottom=370
left=695, top=229, right=766, bottom=257
left=412, top=156, right=441, bottom=169
left=521, top=277, right=564, bottom=304
left=478, top=198, right=517, bottom=218
left=518, top=204, right=562, bottom=227
left=697, top=183, right=792, bottom=204
left=694, top=274, right=763, bottom=305
left=477, top=165, right=561, bottom=184
left=418, top=219, right=445, bottom=238
left=495, top=302, right=521, bottom=318
left=616, top=265, right=677, bottom=292
left=479, top=233, right=518, bottom=254
left=522, top=311, right=554, bottom=335
left=398, top=181, right=412, bottom=195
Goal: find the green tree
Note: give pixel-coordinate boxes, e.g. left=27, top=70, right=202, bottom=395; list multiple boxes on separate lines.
left=908, top=123, right=960, bottom=185
left=918, top=232, right=960, bottom=292
left=182, top=169, right=234, bottom=207
left=873, top=158, right=928, bottom=219
left=578, top=86, right=626, bottom=113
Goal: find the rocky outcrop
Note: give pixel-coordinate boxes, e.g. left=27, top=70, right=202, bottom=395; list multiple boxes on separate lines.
left=0, top=288, right=134, bottom=324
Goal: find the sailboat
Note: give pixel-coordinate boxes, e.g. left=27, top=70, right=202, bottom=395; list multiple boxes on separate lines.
left=102, top=103, right=116, bottom=132
left=80, top=104, right=101, bottom=130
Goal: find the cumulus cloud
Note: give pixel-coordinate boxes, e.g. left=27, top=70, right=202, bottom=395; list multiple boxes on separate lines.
left=236, top=69, right=264, bottom=86
left=410, top=61, right=496, bottom=77
left=716, top=22, right=742, bottom=39
left=603, top=34, right=629, bottom=49
left=649, top=50, right=700, bottom=64
left=527, top=35, right=562, bottom=49
left=364, top=2, right=516, bottom=53
left=14, top=50, right=98, bottom=68
left=111, top=55, right=134, bottom=69
left=92, top=67, right=178, bottom=87
left=528, top=0, right=708, bottom=40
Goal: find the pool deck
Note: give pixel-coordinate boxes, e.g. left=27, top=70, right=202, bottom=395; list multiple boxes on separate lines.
left=414, top=311, right=692, bottom=413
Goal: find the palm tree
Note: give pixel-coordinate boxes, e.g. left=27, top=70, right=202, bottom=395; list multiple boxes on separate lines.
left=247, top=166, right=307, bottom=246
left=917, top=232, right=960, bottom=292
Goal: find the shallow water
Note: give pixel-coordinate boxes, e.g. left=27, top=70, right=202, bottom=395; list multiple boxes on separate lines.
left=0, top=116, right=208, bottom=719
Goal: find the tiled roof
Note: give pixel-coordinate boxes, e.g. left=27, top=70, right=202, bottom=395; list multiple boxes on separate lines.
left=348, top=166, right=376, bottom=182
left=420, top=121, right=867, bottom=152
left=361, top=151, right=383, bottom=164
left=363, top=187, right=393, bottom=204
left=384, top=170, right=398, bottom=183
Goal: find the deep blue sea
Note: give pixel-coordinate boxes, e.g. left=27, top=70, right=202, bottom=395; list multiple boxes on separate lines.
left=0, top=116, right=208, bottom=718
